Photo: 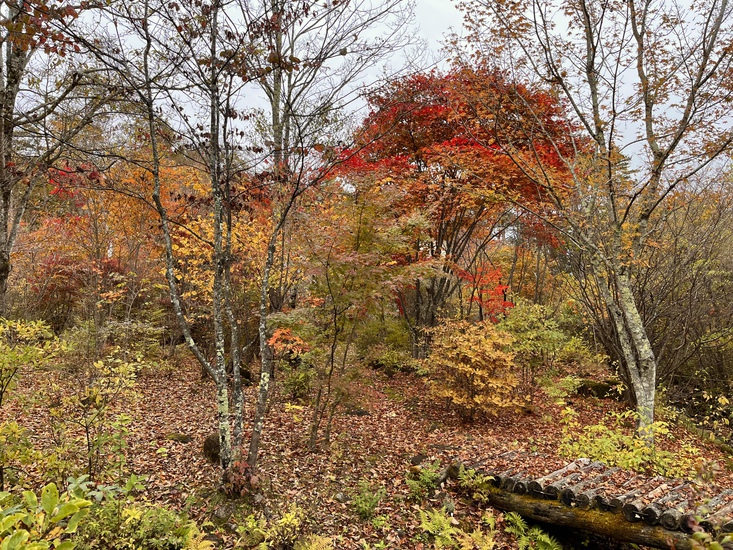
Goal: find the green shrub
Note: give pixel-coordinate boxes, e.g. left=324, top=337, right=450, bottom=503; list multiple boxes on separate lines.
left=425, top=320, right=518, bottom=420
left=282, top=360, right=314, bottom=402
left=356, top=315, right=411, bottom=358
left=47, top=355, right=137, bottom=483
left=0, top=482, right=92, bottom=550
left=555, top=336, right=607, bottom=371
left=0, top=319, right=59, bottom=406
left=351, top=481, right=385, bottom=520
left=235, top=505, right=306, bottom=549
left=406, top=460, right=442, bottom=501
left=539, top=375, right=582, bottom=402
left=456, top=466, right=493, bottom=504
left=558, top=408, right=701, bottom=478
left=497, top=300, right=565, bottom=396
left=294, top=535, right=333, bottom=550
left=76, top=499, right=211, bottom=550
left=0, top=421, right=36, bottom=491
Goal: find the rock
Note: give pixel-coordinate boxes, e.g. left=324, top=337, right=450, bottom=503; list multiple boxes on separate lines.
left=213, top=502, right=236, bottom=521
left=576, top=379, right=620, bottom=399
left=410, top=453, right=429, bottom=466
left=203, top=432, right=220, bottom=464
left=203, top=533, right=223, bottom=546
left=335, top=492, right=350, bottom=503
left=343, top=405, right=370, bottom=416
left=166, top=433, right=192, bottom=443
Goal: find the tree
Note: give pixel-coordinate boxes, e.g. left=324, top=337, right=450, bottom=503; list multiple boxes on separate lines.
left=0, top=0, right=111, bottom=315
left=352, top=69, right=569, bottom=356
left=70, top=0, right=416, bottom=474
left=456, top=0, right=733, bottom=436
left=232, top=0, right=416, bottom=467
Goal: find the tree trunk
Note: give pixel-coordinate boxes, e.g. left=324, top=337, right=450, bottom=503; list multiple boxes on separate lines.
left=594, top=258, right=657, bottom=439
left=247, top=231, right=278, bottom=468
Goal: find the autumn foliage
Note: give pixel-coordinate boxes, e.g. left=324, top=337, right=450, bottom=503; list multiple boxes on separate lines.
left=426, top=319, right=519, bottom=420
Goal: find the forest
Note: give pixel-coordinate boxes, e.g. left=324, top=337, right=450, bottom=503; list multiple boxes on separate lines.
left=2, top=0, right=733, bottom=548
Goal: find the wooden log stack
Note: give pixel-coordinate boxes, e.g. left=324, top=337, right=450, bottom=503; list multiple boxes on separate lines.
left=452, top=456, right=733, bottom=550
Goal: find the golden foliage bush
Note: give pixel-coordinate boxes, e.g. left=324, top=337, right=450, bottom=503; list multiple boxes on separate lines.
left=425, top=320, right=519, bottom=420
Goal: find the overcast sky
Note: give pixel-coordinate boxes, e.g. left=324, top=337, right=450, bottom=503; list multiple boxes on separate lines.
left=413, top=0, right=465, bottom=63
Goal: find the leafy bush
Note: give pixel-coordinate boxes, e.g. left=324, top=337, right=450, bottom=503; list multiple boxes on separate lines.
left=282, top=360, right=314, bottom=402
left=75, top=498, right=211, bottom=550
left=555, top=336, right=607, bottom=371
left=294, top=535, right=333, bottom=550
left=0, top=319, right=59, bottom=406
left=46, top=355, right=137, bottom=482
left=235, top=505, right=306, bottom=549
left=362, top=345, right=412, bottom=377
left=539, top=375, right=582, bottom=402
left=425, top=320, right=518, bottom=420
left=351, top=481, right=385, bottom=520
left=0, top=319, right=60, bottom=490
left=356, top=315, right=411, bottom=358
left=0, top=421, right=36, bottom=491
left=406, top=460, right=442, bottom=501
left=0, top=482, right=91, bottom=550
left=497, top=300, right=565, bottom=397
left=456, top=466, right=493, bottom=504
left=559, top=408, right=701, bottom=478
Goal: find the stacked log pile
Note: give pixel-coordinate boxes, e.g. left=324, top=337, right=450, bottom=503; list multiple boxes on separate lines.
left=454, top=453, right=733, bottom=550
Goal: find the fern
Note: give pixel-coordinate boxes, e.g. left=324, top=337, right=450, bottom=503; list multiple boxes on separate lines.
left=504, top=512, right=528, bottom=537
left=504, top=512, right=562, bottom=550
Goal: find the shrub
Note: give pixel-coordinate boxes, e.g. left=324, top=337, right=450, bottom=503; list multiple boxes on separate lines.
left=497, top=300, right=565, bottom=398
left=406, top=460, right=442, bottom=501
left=0, top=482, right=92, bottom=550
left=351, top=481, right=385, bottom=520
left=235, top=505, right=306, bottom=549
left=418, top=508, right=498, bottom=549
left=539, top=375, right=582, bottom=402
left=362, top=345, right=412, bottom=377
left=0, top=319, right=59, bottom=406
left=456, top=466, right=493, bottom=504
left=425, top=320, right=518, bottom=420
left=46, top=355, right=137, bottom=483
left=0, top=421, right=36, bottom=491
left=559, top=408, right=701, bottom=478
left=76, top=498, right=211, bottom=550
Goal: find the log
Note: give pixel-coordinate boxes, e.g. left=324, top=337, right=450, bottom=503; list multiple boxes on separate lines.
left=493, top=468, right=520, bottom=488
left=502, top=472, right=529, bottom=493
left=610, top=476, right=665, bottom=516
left=698, top=489, right=733, bottom=516
left=622, top=482, right=674, bottom=525
left=660, top=505, right=686, bottom=531
left=560, top=467, right=620, bottom=508
left=649, top=482, right=692, bottom=531
left=480, top=482, right=693, bottom=550
left=512, top=477, right=533, bottom=495
left=700, top=498, right=733, bottom=532
left=543, top=462, right=604, bottom=500
left=544, top=472, right=582, bottom=499
left=527, top=458, right=590, bottom=497
left=656, top=482, right=693, bottom=507
left=594, top=475, right=640, bottom=511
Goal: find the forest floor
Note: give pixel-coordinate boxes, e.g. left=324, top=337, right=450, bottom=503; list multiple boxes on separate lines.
left=6, top=358, right=733, bottom=549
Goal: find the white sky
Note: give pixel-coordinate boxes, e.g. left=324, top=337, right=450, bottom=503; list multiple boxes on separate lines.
left=413, top=0, right=465, bottom=63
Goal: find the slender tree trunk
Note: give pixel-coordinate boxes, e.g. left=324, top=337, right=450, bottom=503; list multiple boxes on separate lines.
left=247, top=231, right=278, bottom=467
